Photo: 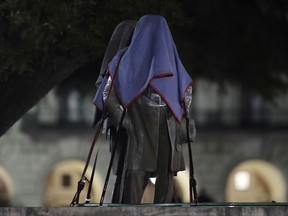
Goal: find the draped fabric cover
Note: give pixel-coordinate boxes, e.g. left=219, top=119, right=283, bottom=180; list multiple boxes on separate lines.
left=94, top=15, right=192, bottom=121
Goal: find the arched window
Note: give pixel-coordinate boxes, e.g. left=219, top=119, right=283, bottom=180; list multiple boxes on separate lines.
left=226, top=160, right=286, bottom=202
left=0, top=166, right=13, bottom=206
left=44, top=160, right=102, bottom=206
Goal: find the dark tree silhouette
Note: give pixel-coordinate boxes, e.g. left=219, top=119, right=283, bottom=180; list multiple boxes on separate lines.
left=1, top=0, right=288, bottom=136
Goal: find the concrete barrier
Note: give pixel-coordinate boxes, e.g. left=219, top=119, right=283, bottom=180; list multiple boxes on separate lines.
left=1, top=203, right=288, bottom=216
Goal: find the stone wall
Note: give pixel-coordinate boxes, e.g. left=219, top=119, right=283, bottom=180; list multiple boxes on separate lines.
left=0, top=121, right=288, bottom=206
left=1, top=204, right=288, bottom=216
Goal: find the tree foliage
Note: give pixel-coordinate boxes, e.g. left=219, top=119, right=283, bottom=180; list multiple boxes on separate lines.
left=1, top=0, right=288, bottom=136
left=0, top=0, right=187, bottom=81
left=0, top=0, right=187, bottom=136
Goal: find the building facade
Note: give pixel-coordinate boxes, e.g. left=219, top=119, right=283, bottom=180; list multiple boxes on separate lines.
left=0, top=79, right=288, bottom=206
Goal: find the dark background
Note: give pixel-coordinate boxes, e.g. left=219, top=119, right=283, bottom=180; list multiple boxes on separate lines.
left=1, top=0, right=288, bottom=135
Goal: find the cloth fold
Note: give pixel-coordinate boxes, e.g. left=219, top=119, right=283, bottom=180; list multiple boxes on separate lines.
left=94, top=15, right=192, bottom=121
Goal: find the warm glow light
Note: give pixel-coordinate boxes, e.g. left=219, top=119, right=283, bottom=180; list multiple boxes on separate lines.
left=150, top=177, right=156, bottom=185
left=234, top=171, right=250, bottom=191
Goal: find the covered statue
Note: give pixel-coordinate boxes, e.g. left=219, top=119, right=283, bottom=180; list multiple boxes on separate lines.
left=93, top=15, right=196, bottom=204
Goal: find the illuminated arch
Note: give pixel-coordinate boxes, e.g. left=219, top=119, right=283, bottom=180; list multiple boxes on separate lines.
left=142, top=169, right=190, bottom=203
left=226, top=159, right=286, bottom=202
left=0, top=166, right=13, bottom=206
left=44, top=159, right=102, bottom=206
left=174, top=169, right=190, bottom=202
